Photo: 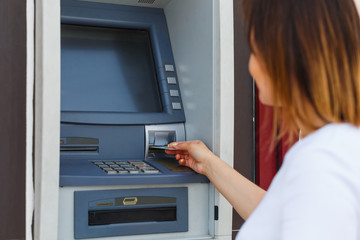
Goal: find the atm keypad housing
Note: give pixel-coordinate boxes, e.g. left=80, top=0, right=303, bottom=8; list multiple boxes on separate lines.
left=92, top=160, right=160, bottom=174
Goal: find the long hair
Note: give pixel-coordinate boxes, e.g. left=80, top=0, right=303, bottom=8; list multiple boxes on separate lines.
left=242, top=0, right=360, bottom=139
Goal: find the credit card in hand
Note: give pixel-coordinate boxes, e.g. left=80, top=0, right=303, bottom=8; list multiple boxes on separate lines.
left=149, top=145, right=176, bottom=150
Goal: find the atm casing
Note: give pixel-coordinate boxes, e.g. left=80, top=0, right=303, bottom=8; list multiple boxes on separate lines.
left=60, top=0, right=208, bottom=186
left=59, top=0, right=208, bottom=239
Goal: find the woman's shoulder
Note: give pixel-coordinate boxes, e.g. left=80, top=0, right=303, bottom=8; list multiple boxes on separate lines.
left=287, top=123, right=360, bottom=159
left=271, top=124, right=360, bottom=240
left=282, top=123, right=360, bottom=183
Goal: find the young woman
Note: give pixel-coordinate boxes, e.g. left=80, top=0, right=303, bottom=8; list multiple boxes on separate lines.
left=167, top=0, right=360, bottom=239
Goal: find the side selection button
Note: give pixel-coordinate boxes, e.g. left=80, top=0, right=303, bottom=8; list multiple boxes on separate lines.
left=165, top=64, right=175, bottom=72
left=167, top=77, right=177, bottom=84
left=172, top=102, right=182, bottom=110
left=170, top=90, right=179, bottom=97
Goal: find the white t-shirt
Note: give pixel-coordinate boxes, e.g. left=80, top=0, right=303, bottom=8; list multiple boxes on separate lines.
left=236, top=123, right=360, bottom=240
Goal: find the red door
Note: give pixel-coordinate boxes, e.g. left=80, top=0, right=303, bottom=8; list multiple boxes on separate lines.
left=255, top=91, right=295, bottom=190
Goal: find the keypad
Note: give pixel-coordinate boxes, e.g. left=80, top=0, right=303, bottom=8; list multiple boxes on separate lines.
left=92, top=161, right=160, bottom=175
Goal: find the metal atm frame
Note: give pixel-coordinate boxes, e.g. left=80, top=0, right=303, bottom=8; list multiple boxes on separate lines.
left=57, top=0, right=235, bottom=239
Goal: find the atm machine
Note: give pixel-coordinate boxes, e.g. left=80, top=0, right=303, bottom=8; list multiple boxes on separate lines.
left=58, top=0, right=234, bottom=239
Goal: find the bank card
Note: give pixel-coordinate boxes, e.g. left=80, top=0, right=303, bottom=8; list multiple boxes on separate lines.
left=149, top=145, right=176, bottom=150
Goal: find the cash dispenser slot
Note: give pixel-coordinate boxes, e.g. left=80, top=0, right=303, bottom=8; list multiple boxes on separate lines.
left=74, top=188, right=188, bottom=239
left=88, top=206, right=177, bottom=225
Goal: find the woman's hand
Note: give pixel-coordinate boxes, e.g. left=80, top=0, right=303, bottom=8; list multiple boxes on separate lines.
left=166, top=140, right=215, bottom=176
left=167, top=140, right=266, bottom=220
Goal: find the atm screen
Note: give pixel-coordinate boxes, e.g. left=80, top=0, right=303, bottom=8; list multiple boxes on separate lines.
left=61, top=24, right=163, bottom=113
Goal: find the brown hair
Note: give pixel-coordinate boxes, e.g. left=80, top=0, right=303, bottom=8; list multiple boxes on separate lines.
left=242, top=0, right=360, bottom=139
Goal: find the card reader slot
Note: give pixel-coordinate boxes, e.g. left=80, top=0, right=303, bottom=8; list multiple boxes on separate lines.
left=88, top=207, right=176, bottom=225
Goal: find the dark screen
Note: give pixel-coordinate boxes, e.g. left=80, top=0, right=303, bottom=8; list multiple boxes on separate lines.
left=61, top=24, right=163, bottom=113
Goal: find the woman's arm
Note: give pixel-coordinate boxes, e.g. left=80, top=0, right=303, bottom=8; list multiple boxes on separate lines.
left=206, top=154, right=266, bottom=220
left=167, top=140, right=266, bottom=220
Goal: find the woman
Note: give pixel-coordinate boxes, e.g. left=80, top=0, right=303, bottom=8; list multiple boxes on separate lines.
left=167, top=0, right=360, bottom=239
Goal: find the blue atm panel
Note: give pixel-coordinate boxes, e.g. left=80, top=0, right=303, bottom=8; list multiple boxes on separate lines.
left=60, top=0, right=209, bottom=186
left=74, top=188, right=188, bottom=239
left=60, top=124, right=209, bottom=186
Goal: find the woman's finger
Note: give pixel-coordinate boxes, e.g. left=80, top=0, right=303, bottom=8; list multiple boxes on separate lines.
left=175, top=154, right=188, bottom=160
left=178, top=158, right=187, bottom=166
left=168, top=141, right=192, bottom=150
